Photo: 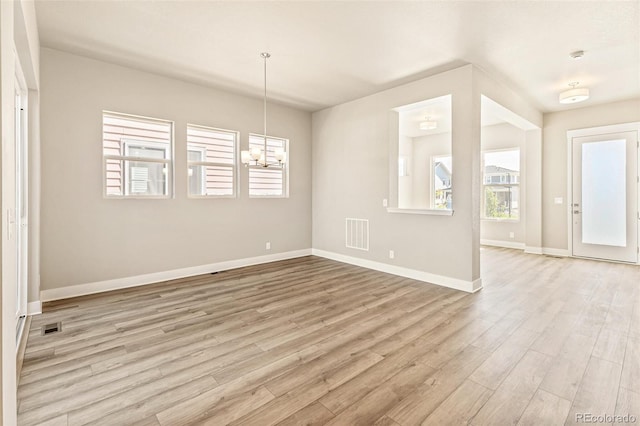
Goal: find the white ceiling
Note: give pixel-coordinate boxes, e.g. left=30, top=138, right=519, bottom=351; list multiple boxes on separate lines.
left=35, top=1, right=640, bottom=113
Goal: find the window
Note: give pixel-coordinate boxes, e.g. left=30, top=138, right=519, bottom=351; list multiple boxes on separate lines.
left=248, top=134, right=288, bottom=197
left=103, top=112, right=173, bottom=197
left=433, top=155, right=452, bottom=210
left=483, top=149, right=520, bottom=219
left=187, top=125, right=237, bottom=197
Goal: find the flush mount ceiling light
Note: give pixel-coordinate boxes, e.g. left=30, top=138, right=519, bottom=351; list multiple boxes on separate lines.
left=559, top=82, right=590, bottom=104
left=419, top=117, right=438, bottom=130
left=569, top=50, right=584, bottom=60
left=240, top=52, right=286, bottom=168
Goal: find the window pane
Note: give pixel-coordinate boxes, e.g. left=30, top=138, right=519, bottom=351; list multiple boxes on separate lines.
left=187, top=126, right=236, bottom=165
left=484, top=186, right=520, bottom=219
left=103, top=112, right=172, bottom=197
left=249, top=167, right=284, bottom=196
left=433, top=155, right=452, bottom=210
left=483, top=149, right=520, bottom=219
left=105, top=159, right=123, bottom=196
left=581, top=139, right=626, bottom=246
left=124, top=160, right=168, bottom=196
left=248, top=134, right=287, bottom=197
left=103, top=113, right=171, bottom=158
left=189, top=165, right=234, bottom=196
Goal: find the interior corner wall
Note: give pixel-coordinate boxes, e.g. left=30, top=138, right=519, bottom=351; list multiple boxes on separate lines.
left=472, top=66, right=543, bottom=256
left=39, top=48, right=312, bottom=292
left=525, top=128, right=542, bottom=251
left=312, top=65, right=480, bottom=285
left=480, top=123, right=527, bottom=244
left=542, top=98, right=640, bottom=250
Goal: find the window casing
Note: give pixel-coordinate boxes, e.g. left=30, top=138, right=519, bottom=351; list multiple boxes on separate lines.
left=187, top=125, right=238, bottom=197
left=103, top=112, right=173, bottom=198
left=482, top=149, right=520, bottom=220
left=248, top=134, right=288, bottom=198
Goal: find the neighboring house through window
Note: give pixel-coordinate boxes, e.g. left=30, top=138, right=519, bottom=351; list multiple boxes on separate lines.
left=187, top=125, right=238, bottom=197
left=248, top=134, right=288, bottom=197
left=433, top=155, right=452, bottom=209
left=483, top=149, right=520, bottom=219
left=103, top=111, right=173, bottom=198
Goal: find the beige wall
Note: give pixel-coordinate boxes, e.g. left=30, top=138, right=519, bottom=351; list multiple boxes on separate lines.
left=312, top=65, right=541, bottom=286
left=40, top=48, right=312, bottom=290
left=313, top=65, right=478, bottom=283
left=2, top=0, right=41, bottom=421
left=542, top=99, right=640, bottom=250
left=481, top=123, right=526, bottom=244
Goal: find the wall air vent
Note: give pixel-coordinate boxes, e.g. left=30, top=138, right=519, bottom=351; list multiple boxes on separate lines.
left=345, top=218, right=369, bottom=251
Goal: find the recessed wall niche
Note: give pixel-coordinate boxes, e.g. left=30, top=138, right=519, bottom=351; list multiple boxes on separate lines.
left=392, top=95, right=452, bottom=211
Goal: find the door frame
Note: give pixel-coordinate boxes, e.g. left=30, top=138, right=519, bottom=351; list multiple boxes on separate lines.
left=14, top=53, right=28, bottom=329
left=567, top=122, right=640, bottom=264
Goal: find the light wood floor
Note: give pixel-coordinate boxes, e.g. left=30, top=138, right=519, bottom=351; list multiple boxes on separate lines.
left=19, top=248, right=640, bottom=425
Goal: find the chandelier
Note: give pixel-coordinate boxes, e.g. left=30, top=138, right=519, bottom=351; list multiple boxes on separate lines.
left=240, top=52, right=286, bottom=168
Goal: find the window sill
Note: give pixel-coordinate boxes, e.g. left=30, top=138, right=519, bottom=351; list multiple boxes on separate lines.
left=387, top=207, right=454, bottom=216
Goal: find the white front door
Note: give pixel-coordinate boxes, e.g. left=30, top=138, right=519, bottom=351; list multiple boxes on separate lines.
left=572, top=131, right=638, bottom=263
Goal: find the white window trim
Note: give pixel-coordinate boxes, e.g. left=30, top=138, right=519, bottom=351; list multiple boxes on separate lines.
left=481, top=148, right=521, bottom=222
left=248, top=133, right=289, bottom=199
left=102, top=111, right=174, bottom=199
left=187, top=124, right=239, bottom=199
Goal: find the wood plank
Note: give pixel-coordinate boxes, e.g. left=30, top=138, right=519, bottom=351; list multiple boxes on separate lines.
left=565, top=356, right=623, bottom=426
left=385, top=345, right=491, bottom=425
left=421, top=379, right=492, bottom=425
left=620, top=337, right=640, bottom=393
left=275, top=401, right=335, bottom=426
left=470, top=350, right=553, bottom=425
left=15, top=250, right=640, bottom=425
left=516, top=389, right=571, bottom=426
left=614, top=387, right=640, bottom=426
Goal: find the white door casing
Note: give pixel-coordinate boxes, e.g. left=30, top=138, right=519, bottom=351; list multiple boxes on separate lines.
left=571, top=130, right=638, bottom=263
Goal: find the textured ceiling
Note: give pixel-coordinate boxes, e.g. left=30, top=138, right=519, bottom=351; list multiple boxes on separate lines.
left=35, top=1, right=640, bottom=112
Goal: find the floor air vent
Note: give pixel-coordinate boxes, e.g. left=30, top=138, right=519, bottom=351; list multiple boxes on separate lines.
left=41, top=322, right=62, bottom=336
left=345, top=218, right=369, bottom=251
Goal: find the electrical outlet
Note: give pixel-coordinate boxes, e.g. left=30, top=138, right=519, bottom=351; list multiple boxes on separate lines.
left=509, top=232, right=515, bottom=239
left=265, top=242, right=271, bottom=250
left=389, top=250, right=395, bottom=259
left=382, top=199, right=388, bottom=207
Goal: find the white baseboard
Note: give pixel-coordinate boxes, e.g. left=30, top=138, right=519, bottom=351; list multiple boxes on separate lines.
left=524, top=246, right=543, bottom=255
left=481, top=239, right=526, bottom=250
left=311, top=249, right=482, bottom=293
left=27, top=301, right=42, bottom=315
left=542, top=247, right=570, bottom=257
left=40, top=249, right=312, bottom=302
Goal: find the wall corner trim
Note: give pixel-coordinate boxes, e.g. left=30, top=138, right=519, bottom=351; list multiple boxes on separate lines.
left=40, top=249, right=312, bottom=302
left=311, top=249, right=481, bottom=293
left=27, top=301, right=42, bottom=315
